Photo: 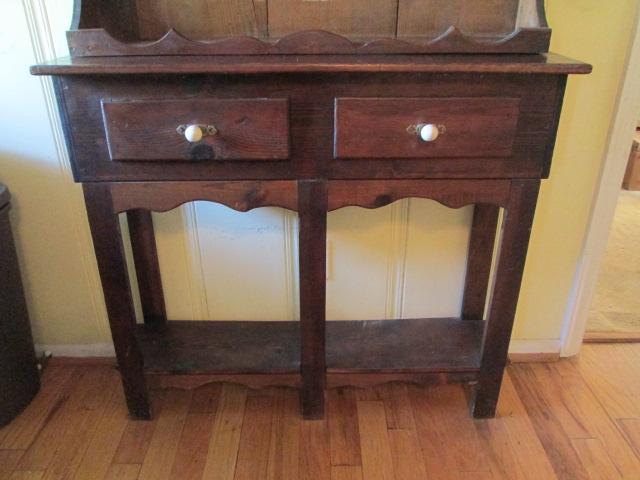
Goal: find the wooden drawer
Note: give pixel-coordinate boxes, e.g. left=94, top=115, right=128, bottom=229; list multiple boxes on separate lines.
left=101, top=98, right=290, bottom=162
left=56, top=73, right=566, bottom=182
left=334, top=97, right=520, bottom=159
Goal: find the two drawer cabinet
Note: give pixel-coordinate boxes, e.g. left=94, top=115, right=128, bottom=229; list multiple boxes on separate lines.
left=56, top=72, right=567, bottom=183
left=33, top=0, right=590, bottom=422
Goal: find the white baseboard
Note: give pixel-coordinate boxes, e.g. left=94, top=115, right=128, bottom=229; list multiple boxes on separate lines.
left=35, top=343, right=116, bottom=358
left=508, top=339, right=561, bottom=356
left=35, top=338, right=562, bottom=360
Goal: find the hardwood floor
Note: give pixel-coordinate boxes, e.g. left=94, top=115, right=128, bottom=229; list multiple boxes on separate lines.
left=1, top=344, right=639, bottom=480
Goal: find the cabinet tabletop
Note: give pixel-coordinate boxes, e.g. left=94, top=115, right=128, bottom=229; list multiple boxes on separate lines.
left=31, top=53, right=591, bottom=76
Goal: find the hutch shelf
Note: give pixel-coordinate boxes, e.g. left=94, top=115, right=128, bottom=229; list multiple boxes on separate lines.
left=32, top=0, right=591, bottom=420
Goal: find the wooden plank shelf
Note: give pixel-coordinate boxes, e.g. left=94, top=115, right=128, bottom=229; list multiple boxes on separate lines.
left=135, top=317, right=484, bottom=376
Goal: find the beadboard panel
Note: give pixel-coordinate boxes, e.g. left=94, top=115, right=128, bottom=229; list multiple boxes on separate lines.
left=402, top=201, right=474, bottom=319
left=194, top=202, right=294, bottom=321
left=326, top=206, right=394, bottom=321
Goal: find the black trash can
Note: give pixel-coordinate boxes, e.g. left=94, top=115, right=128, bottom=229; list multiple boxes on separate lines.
left=0, top=184, right=40, bottom=426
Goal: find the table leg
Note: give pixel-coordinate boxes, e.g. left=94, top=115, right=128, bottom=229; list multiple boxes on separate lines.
left=462, top=204, right=500, bottom=320
left=298, top=179, right=327, bottom=419
left=126, top=209, right=167, bottom=328
left=473, top=180, right=540, bottom=418
left=83, top=184, right=151, bottom=420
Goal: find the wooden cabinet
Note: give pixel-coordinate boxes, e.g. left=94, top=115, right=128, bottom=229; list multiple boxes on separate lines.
left=32, top=0, right=590, bottom=420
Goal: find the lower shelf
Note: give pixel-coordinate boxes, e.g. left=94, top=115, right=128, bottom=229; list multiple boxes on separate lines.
left=136, top=317, right=484, bottom=376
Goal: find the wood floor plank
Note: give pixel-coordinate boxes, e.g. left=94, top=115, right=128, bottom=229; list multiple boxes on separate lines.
left=474, top=419, right=527, bottom=480
left=299, top=418, right=331, bottom=480
left=19, top=367, right=117, bottom=476
left=72, top=381, right=128, bottom=480
left=0, top=367, right=77, bottom=450
left=3, top=345, right=639, bottom=480
left=0, top=450, right=24, bottom=480
left=331, top=465, right=363, bottom=480
left=353, top=389, right=379, bottom=402
left=617, top=418, right=640, bottom=458
left=424, top=384, right=492, bottom=474
left=41, top=368, right=120, bottom=480
left=388, top=429, right=427, bottom=480
left=168, top=412, right=214, bottom=480
left=112, top=391, right=163, bottom=464
left=103, top=464, right=140, bottom=480
left=615, top=343, right=640, bottom=407
left=138, top=389, right=191, bottom=480
left=357, top=401, right=395, bottom=480
left=494, top=371, right=557, bottom=480
left=376, top=384, right=415, bottom=430
left=234, top=396, right=273, bottom=480
left=8, top=472, right=44, bottom=480
left=510, top=364, right=590, bottom=480
left=529, top=363, right=592, bottom=439
left=188, top=384, right=222, bottom=414
left=201, top=384, right=247, bottom=480
left=571, top=438, right=622, bottom=480
left=551, top=360, right=640, bottom=477
left=573, top=345, right=640, bottom=419
left=267, top=389, right=300, bottom=480
left=327, top=388, right=361, bottom=467
left=409, top=385, right=461, bottom=480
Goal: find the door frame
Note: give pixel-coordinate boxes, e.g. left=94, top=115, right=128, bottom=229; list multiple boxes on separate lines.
left=561, top=10, right=640, bottom=356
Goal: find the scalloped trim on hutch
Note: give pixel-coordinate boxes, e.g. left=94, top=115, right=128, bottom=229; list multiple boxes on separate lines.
left=67, top=0, right=551, bottom=56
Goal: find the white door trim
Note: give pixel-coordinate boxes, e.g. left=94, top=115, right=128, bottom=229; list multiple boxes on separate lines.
left=560, top=10, right=640, bottom=356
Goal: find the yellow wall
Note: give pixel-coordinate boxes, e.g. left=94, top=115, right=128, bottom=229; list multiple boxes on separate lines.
left=0, top=0, right=636, bottom=352
left=513, top=0, right=638, bottom=340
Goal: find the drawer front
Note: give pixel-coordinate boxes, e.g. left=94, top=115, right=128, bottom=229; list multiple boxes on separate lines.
left=334, top=97, right=520, bottom=159
left=58, top=73, right=566, bottom=182
left=102, top=98, right=290, bottom=162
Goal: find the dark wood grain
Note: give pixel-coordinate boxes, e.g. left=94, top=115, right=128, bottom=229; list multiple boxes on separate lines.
left=68, top=0, right=552, bottom=55
left=135, top=0, right=266, bottom=40
left=398, top=0, right=521, bottom=37
left=50, top=73, right=570, bottom=183
left=472, top=179, right=540, bottom=418
left=146, top=371, right=479, bottom=392
left=135, top=318, right=482, bottom=376
left=328, top=180, right=511, bottom=211
left=102, top=98, right=290, bottom=162
left=110, top=181, right=298, bottom=213
left=66, top=27, right=552, bottom=57
left=334, top=97, right=520, bottom=159
left=298, top=180, right=327, bottom=419
left=327, top=318, right=483, bottom=372
left=35, top=1, right=589, bottom=421
left=83, top=183, right=151, bottom=419
left=126, top=209, right=167, bottom=327
left=461, top=204, right=500, bottom=320
left=136, top=321, right=300, bottom=375
left=32, top=53, right=592, bottom=76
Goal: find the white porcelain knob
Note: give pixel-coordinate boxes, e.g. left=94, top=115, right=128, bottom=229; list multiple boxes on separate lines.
left=418, top=124, right=440, bottom=142
left=184, top=124, right=204, bottom=143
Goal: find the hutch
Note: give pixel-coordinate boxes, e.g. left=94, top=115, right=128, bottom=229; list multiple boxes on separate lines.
left=31, top=0, right=591, bottom=419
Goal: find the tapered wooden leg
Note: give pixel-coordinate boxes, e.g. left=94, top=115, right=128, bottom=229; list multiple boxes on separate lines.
left=126, top=209, right=167, bottom=328
left=83, top=184, right=151, bottom=420
left=462, top=204, right=500, bottom=320
left=473, top=180, right=540, bottom=418
left=298, top=180, right=327, bottom=419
